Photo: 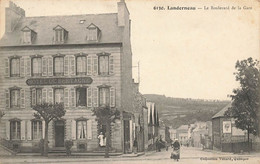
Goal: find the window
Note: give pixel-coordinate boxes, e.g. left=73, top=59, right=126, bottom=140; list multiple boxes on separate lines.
left=76, top=88, right=86, bottom=107
left=10, top=89, right=20, bottom=108
left=10, top=121, right=21, bottom=140
left=98, top=56, right=109, bottom=75
left=36, top=89, right=42, bottom=105
left=32, top=57, right=42, bottom=76
left=88, top=29, right=97, bottom=41
left=54, top=57, right=64, bottom=76
left=54, top=88, right=64, bottom=104
left=32, top=121, right=42, bottom=140
left=77, top=120, right=87, bottom=139
left=23, top=31, right=31, bottom=43
left=55, top=30, right=63, bottom=42
left=10, top=58, right=20, bottom=77
left=76, top=56, right=86, bottom=75
left=99, top=87, right=109, bottom=106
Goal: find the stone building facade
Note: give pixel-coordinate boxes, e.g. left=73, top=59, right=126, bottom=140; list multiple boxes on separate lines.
left=0, top=1, right=136, bottom=153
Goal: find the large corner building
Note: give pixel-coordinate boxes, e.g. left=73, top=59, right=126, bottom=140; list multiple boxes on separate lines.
left=0, top=0, right=137, bottom=153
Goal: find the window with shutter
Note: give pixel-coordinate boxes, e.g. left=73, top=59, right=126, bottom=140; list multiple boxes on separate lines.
left=87, top=56, right=92, bottom=75
left=98, top=56, right=109, bottom=75
left=64, top=88, right=69, bottom=107
left=20, top=89, right=25, bottom=108
left=42, top=57, right=48, bottom=76
left=87, top=87, right=92, bottom=107
left=48, top=88, right=53, bottom=104
left=21, top=120, right=26, bottom=140
left=70, top=56, right=75, bottom=75
left=93, top=88, right=98, bottom=107
left=32, top=120, right=42, bottom=140
left=99, top=87, right=109, bottom=106
left=27, top=121, right=32, bottom=140
left=76, top=56, right=86, bottom=75
left=20, top=58, right=25, bottom=77
left=5, top=89, right=10, bottom=108
left=77, top=120, right=87, bottom=139
left=54, top=88, right=64, bottom=104
left=4, top=58, right=10, bottom=77
left=76, top=88, right=86, bottom=107
left=54, top=57, right=64, bottom=76
left=6, top=121, right=10, bottom=140
left=70, top=88, right=75, bottom=107
left=10, top=89, right=20, bottom=108
left=109, top=56, right=114, bottom=74
left=10, top=120, right=21, bottom=140
left=110, top=87, right=115, bottom=107
left=92, top=56, right=98, bottom=75
left=71, top=120, right=76, bottom=140
left=42, top=88, right=47, bottom=103
left=48, top=57, right=53, bottom=76
left=26, top=57, right=31, bottom=76
left=64, top=56, right=69, bottom=76
left=11, top=58, right=20, bottom=77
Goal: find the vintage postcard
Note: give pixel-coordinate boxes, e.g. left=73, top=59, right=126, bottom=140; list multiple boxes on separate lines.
left=0, top=0, right=259, bottom=163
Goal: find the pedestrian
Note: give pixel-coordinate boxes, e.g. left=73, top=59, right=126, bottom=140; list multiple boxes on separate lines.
left=171, top=139, right=180, bottom=161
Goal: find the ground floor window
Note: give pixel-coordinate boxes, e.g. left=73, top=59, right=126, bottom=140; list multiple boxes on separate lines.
left=32, top=121, right=42, bottom=140
left=10, top=121, right=21, bottom=140
left=77, top=120, right=87, bottom=139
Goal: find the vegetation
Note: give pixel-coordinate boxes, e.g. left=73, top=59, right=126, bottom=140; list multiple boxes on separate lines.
left=225, top=57, right=259, bottom=149
left=32, top=102, right=66, bottom=156
left=144, top=94, right=229, bottom=128
left=92, top=106, right=120, bottom=158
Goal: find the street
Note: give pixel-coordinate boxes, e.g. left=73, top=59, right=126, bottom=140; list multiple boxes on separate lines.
left=0, top=147, right=259, bottom=164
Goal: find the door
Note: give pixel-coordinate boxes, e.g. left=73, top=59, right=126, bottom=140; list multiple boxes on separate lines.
left=55, top=120, right=65, bottom=147
left=123, top=120, right=130, bottom=153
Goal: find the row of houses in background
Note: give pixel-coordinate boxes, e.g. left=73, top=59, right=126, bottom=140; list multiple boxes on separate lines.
left=0, top=0, right=161, bottom=155
left=168, top=103, right=260, bottom=153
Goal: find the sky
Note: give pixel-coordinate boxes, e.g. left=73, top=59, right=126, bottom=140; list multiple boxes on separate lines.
left=0, top=0, right=259, bottom=100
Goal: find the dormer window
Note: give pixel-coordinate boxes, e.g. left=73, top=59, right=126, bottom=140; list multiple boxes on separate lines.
left=86, top=23, right=100, bottom=41
left=53, top=25, right=68, bottom=43
left=21, top=26, right=37, bottom=44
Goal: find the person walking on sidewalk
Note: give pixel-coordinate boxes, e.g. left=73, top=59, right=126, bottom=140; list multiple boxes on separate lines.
left=171, top=139, right=180, bottom=161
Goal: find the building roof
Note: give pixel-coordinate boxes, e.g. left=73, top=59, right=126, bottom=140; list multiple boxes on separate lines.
left=0, top=13, right=122, bottom=47
left=212, top=103, right=231, bottom=119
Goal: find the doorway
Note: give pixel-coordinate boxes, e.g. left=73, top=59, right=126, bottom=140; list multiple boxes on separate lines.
left=123, top=120, right=130, bottom=153
left=55, top=120, right=65, bottom=147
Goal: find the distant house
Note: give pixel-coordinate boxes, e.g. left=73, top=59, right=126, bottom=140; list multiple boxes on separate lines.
left=177, top=125, right=189, bottom=145
left=212, top=104, right=248, bottom=152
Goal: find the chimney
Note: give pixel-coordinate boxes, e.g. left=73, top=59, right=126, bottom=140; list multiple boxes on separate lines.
left=117, top=0, right=129, bottom=27
left=5, top=1, right=25, bottom=33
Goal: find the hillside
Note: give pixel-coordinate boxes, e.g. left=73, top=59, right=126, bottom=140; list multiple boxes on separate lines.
left=144, top=94, right=230, bottom=128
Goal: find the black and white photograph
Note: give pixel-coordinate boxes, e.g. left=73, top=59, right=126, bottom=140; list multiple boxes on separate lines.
left=0, top=0, right=259, bottom=163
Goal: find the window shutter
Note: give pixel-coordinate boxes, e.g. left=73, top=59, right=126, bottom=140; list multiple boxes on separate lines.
left=48, top=57, right=53, bottom=76
left=48, top=88, right=53, bottom=104
left=42, top=57, right=48, bottom=76
left=87, top=56, right=92, bottom=75
left=6, top=122, right=10, bottom=140
left=26, top=57, right=31, bottom=76
left=42, top=88, right=47, bottom=103
left=21, top=120, right=26, bottom=140
left=4, top=58, right=10, bottom=77
left=110, top=87, right=115, bottom=107
left=87, top=119, right=92, bottom=139
left=64, top=88, right=69, bottom=107
left=5, top=89, right=10, bottom=108
left=87, top=87, right=92, bottom=107
left=93, top=56, right=98, bottom=75
left=27, top=121, right=32, bottom=140
left=42, top=121, right=45, bottom=139
left=70, top=88, right=75, bottom=107
left=20, top=58, right=25, bottom=77
left=70, top=56, right=75, bottom=75
left=20, top=89, right=25, bottom=108
left=64, top=56, right=69, bottom=76
left=93, top=88, right=98, bottom=107
left=71, top=120, right=76, bottom=140
left=109, top=56, right=114, bottom=74
left=32, top=88, right=36, bottom=106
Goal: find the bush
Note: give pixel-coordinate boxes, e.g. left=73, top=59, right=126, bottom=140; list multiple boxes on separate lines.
left=65, top=140, right=73, bottom=156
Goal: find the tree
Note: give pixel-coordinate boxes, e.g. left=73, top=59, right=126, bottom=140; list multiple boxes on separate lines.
left=32, top=102, right=66, bottom=156
left=225, top=57, right=259, bottom=151
left=92, top=106, right=120, bottom=158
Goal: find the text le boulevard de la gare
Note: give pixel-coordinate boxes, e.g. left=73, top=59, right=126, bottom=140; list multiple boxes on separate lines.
left=153, top=6, right=253, bottom=11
